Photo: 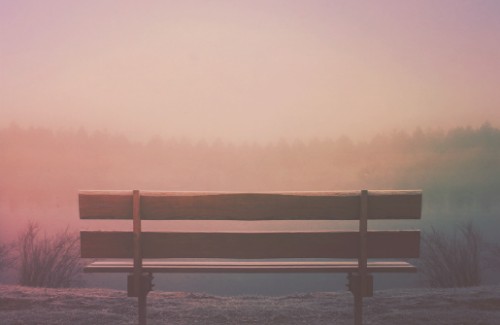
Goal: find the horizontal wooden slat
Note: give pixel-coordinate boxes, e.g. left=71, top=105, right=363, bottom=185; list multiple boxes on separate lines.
left=83, top=260, right=417, bottom=273
left=81, top=231, right=420, bottom=259
left=368, top=191, right=422, bottom=220
left=79, top=191, right=132, bottom=219
left=140, top=192, right=360, bottom=220
left=79, top=190, right=422, bottom=220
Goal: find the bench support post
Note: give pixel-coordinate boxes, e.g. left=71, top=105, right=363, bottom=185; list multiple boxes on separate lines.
left=355, top=189, right=369, bottom=325
left=132, top=190, right=147, bottom=325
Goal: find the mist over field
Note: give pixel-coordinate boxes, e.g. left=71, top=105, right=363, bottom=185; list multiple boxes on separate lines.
left=2, top=0, right=500, bottom=303
left=2, top=122, right=500, bottom=294
left=2, top=122, right=500, bottom=235
left=2, top=0, right=500, bottom=239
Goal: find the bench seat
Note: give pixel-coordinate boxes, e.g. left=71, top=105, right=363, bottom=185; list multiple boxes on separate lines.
left=84, top=260, right=416, bottom=273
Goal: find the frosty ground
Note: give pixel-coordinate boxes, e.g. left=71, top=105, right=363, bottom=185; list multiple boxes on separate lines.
left=1, top=284, right=499, bottom=325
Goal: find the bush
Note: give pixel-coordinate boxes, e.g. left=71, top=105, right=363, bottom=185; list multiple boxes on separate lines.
left=420, top=222, right=482, bottom=288
left=0, top=242, right=14, bottom=273
left=484, top=241, right=500, bottom=271
left=16, top=222, right=82, bottom=288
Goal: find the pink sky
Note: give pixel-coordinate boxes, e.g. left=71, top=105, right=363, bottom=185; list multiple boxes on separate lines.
left=1, top=0, right=500, bottom=142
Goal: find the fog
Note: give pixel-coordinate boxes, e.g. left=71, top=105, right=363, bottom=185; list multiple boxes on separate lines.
left=2, top=123, right=500, bottom=294
left=2, top=1, right=500, bottom=142
left=2, top=1, right=500, bottom=295
left=1, top=123, right=500, bottom=241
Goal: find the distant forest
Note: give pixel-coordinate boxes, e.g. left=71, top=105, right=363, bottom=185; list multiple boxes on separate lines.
left=1, top=123, right=500, bottom=238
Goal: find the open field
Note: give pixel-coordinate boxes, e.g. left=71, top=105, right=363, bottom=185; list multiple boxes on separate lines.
left=1, top=284, right=499, bottom=324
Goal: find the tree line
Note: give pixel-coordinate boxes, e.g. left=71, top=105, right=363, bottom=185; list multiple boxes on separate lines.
left=1, top=122, right=500, bottom=233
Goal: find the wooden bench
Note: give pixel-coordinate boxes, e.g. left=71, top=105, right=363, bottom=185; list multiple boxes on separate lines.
left=79, top=189, right=422, bottom=325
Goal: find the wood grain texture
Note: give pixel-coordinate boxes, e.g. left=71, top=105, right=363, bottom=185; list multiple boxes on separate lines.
left=80, top=230, right=420, bottom=259
left=83, top=260, right=418, bottom=273
left=79, top=190, right=422, bottom=220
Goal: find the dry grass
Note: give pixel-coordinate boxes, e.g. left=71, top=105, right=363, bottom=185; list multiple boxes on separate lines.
left=420, top=222, right=483, bottom=288
left=1, top=284, right=500, bottom=324
left=16, top=222, right=82, bottom=288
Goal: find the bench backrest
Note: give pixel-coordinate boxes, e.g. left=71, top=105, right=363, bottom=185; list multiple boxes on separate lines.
left=80, top=190, right=421, bottom=260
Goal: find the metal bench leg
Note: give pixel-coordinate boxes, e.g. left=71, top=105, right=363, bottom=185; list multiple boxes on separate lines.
left=138, top=294, right=147, bottom=325
left=354, top=292, right=362, bottom=325
left=348, top=272, right=363, bottom=325
left=348, top=272, right=373, bottom=325
left=129, top=273, right=153, bottom=325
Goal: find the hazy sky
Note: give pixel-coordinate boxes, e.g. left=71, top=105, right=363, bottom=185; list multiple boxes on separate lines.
left=1, top=0, right=500, bottom=142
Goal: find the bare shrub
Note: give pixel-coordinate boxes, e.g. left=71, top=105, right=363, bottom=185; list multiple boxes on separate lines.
left=0, top=242, right=15, bottom=273
left=484, top=241, right=500, bottom=271
left=16, top=222, right=82, bottom=288
left=420, top=221, right=482, bottom=288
